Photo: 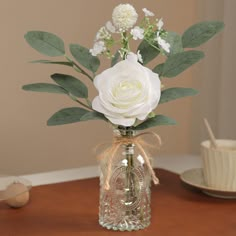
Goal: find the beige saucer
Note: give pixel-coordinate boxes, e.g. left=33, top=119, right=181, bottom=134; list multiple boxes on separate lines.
left=180, top=168, right=236, bottom=199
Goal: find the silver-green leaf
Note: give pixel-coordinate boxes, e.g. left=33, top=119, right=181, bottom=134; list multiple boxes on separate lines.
left=24, top=31, right=65, bottom=57
left=70, top=44, right=100, bottom=73
left=162, top=32, right=183, bottom=56
left=51, top=73, right=88, bottom=98
left=134, top=115, right=177, bottom=130
left=162, top=50, right=204, bottom=78
left=153, top=63, right=164, bottom=76
left=80, top=111, right=108, bottom=122
left=137, top=40, right=160, bottom=65
left=182, top=21, right=225, bottom=48
left=111, top=51, right=120, bottom=67
left=30, top=60, right=73, bottom=67
left=47, top=107, right=89, bottom=126
left=160, top=87, right=198, bottom=104
left=22, top=83, right=67, bottom=94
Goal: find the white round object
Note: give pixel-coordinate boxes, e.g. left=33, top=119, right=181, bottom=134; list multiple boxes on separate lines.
left=5, top=182, right=30, bottom=208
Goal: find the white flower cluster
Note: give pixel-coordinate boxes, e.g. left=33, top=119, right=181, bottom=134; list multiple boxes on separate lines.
left=112, top=4, right=138, bottom=31
left=156, top=35, right=170, bottom=53
left=130, top=8, right=154, bottom=41
left=90, top=3, right=139, bottom=56
left=90, top=21, right=116, bottom=56
left=90, top=4, right=171, bottom=57
left=155, top=19, right=170, bottom=53
left=90, top=41, right=106, bottom=57
left=137, top=50, right=143, bottom=63
left=130, top=26, right=144, bottom=40
left=106, top=21, right=116, bottom=33
left=96, top=27, right=111, bottom=41
left=142, top=8, right=154, bottom=17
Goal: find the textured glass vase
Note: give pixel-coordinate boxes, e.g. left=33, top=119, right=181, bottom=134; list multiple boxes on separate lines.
left=99, top=126, right=151, bottom=231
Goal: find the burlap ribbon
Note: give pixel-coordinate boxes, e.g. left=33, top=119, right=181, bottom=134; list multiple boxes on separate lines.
left=97, top=132, right=162, bottom=190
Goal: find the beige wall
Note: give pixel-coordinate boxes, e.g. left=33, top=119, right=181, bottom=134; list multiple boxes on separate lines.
left=191, top=0, right=224, bottom=152
left=0, top=0, right=217, bottom=175
left=191, top=0, right=236, bottom=152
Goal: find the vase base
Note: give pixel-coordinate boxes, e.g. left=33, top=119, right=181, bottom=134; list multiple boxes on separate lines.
left=99, top=219, right=150, bottom=231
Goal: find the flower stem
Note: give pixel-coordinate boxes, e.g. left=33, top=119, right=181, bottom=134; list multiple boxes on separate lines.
left=75, top=98, right=93, bottom=111
left=86, top=98, right=92, bottom=108
left=144, top=39, right=160, bottom=51
left=68, top=94, right=93, bottom=111
left=65, top=55, right=94, bottom=81
left=118, top=126, right=137, bottom=216
left=121, top=32, right=130, bottom=60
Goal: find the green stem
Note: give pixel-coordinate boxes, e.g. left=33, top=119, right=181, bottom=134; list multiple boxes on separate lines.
left=121, top=32, right=130, bottom=60
left=144, top=39, right=160, bottom=52
left=68, top=94, right=93, bottom=111
left=85, top=98, right=92, bottom=108
left=75, top=98, right=93, bottom=111
left=118, top=126, right=136, bottom=215
left=65, top=55, right=94, bottom=81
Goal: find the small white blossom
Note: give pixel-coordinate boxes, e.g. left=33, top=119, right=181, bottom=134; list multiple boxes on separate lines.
left=142, top=8, right=154, bottom=17
left=96, top=27, right=111, bottom=40
left=156, top=36, right=170, bottom=53
left=130, top=26, right=144, bottom=40
left=137, top=50, right=143, bottom=63
left=157, top=18, right=164, bottom=30
left=112, top=4, right=138, bottom=31
left=90, top=41, right=106, bottom=56
left=106, top=21, right=116, bottom=33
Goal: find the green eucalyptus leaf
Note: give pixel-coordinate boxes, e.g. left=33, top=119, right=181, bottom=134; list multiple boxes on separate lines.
left=111, top=51, right=120, bottom=67
left=162, top=32, right=183, bottom=56
left=153, top=63, right=164, bottom=76
left=30, top=60, right=73, bottom=67
left=47, top=107, right=89, bottom=126
left=51, top=73, right=88, bottom=98
left=24, top=31, right=65, bottom=56
left=162, top=50, right=204, bottom=78
left=22, top=83, right=67, bottom=94
left=134, top=115, right=177, bottom=130
left=80, top=111, right=107, bottom=122
left=182, top=21, right=225, bottom=48
left=160, top=87, right=198, bottom=104
left=70, top=44, right=100, bottom=73
left=137, top=40, right=160, bottom=65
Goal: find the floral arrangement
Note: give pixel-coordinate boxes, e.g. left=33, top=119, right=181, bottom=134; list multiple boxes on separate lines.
left=23, top=4, right=224, bottom=130
left=22, top=3, right=224, bottom=231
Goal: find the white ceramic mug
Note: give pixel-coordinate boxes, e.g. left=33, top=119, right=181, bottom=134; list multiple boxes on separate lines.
left=201, top=140, right=236, bottom=191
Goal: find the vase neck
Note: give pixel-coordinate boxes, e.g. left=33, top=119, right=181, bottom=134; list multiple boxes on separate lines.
left=115, top=126, right=136, bottom=137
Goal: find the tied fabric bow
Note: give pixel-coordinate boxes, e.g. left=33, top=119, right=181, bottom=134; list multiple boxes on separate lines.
left=97, top=132, right=162, bottom=190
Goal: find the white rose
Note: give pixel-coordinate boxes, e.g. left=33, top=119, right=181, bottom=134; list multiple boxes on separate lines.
left=92, top=52, right=161, bottom=126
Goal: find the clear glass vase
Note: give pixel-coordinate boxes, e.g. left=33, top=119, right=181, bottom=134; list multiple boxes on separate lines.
left=99, top=126, right=151, bottom=231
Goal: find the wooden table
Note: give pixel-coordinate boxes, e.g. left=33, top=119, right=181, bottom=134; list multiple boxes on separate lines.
left=0, top=169, right=235, bottom=236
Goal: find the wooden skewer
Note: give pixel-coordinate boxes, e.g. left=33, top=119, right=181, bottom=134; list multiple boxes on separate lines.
left=203, top=118, right=218, bottom=148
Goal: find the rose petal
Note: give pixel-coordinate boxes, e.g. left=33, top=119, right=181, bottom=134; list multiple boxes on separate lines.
left=107, top=116, right=136, bottom=126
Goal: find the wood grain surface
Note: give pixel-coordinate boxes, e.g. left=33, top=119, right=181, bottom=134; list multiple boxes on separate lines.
left=0, top=169, right=235, bottom=236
